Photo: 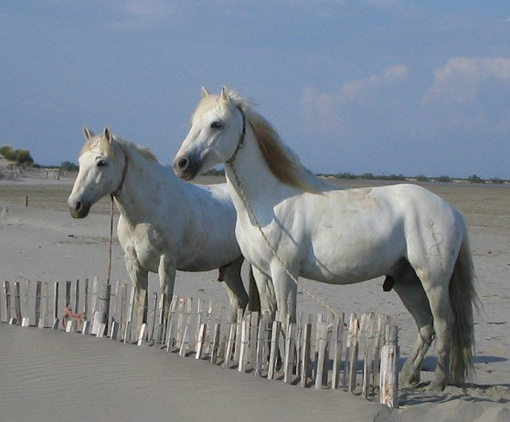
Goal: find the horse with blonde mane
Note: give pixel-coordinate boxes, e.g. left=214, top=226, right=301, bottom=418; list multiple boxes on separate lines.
left=173, top=87, right=478, bottom=390
left=68, top=127, right=264, bottom=324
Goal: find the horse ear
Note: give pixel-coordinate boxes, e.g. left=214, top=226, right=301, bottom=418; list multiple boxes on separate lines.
left=201, top=87, right=210, bottom=98
left=83, top=127, right=94, bottom=140
left=221, top=86, right=230, bottom=103
left=104, top=127, right=112, bottom=143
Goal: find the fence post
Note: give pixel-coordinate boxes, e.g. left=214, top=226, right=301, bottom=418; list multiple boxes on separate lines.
left=210, top=323, right=221, bottom=364
left=255, top=313, right=269, bottom=377
left=299, top=322, right=312, bottom=387
left=331, top=313, right=345, bottom=389
left=380, top=323, right=399, bottom=408
left=238, top=315, right=250, bottom=372
left=52, top=282, right=59, bottom=329
left=14, top=281, right=22, bottom=324
left=38, top=281, right=49, bottom=328
left=92, top=282, right=111, bottom=336
left=83, top=278, right=89, bottom=320
left=4, top=281, right=11, bottom=322
left=315, top=317, right=329, bottom=389
left=284, top=322, right=296, bottom=384
left=267, top=319, right=282, bottom=380
left=348, top=316, right=360, bottom=393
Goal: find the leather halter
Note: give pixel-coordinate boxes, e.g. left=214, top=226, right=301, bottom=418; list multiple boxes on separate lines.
left=226, top=106, right=247, bottom=164
left=110, top=154, right=129, bottom=199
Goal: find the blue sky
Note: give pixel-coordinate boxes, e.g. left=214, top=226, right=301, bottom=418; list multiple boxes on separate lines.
left=1, top=1, right=509, bottom=179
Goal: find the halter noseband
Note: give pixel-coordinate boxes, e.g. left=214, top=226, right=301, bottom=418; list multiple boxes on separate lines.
left=226, top=106, right=247, bottom=164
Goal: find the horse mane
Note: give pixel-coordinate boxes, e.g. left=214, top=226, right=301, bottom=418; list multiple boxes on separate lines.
left=81, top=133, right=157, bottom=163
left=197, top=91, right=317, bottom=193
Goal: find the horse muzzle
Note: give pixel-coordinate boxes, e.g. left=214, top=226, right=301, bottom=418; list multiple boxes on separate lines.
left=173, top=155, right=201, bottom=181
left=68, top=199, right=90, bottom=218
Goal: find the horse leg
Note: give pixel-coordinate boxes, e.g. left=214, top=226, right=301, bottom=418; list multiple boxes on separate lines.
left=409, top=255, right=456, bottom=390
left=392, top=267, right=435, bottom=388
left=271, top=265, right=298, bottom=325
left=421, top=282, right=455, bottom=390
left=221, top=256, right=249, bottom=322
left=125, top=257, right=148, bottom=331
left=251, top=266, right=277, bottom=318
left=158, top=255, right=176, bottom=322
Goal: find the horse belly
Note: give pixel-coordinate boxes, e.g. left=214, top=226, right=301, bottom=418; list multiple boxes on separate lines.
left=300, top=231, right=404, bottom=285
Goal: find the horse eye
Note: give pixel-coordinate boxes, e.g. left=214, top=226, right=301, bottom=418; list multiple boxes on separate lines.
left=210, top=121, right=223, bottom=129
left=97, top=159, right=107, bottom=167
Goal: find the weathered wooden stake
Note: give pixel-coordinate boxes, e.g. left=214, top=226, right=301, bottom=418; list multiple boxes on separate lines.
left=38, top=281, right=49, bottom=328
left=299, top=322, right=312, bottom=387
left=4, top=281, right=12, bottom=322
left=137, top=323, right=148, bottom=345
left=65, top=280, right=72, bottom=308
left=35, top=281, right=41, bottom=327
left=348, top=316, right=360, bottom=393
left=267, top=320, right=282, bottom=380
left=255, top=314, right=268, bottom=377
left=250, top=311, right=259, bottom=368
left=224, top=323, right=236, bottom=369
left=238, top=316, right=250, bottom=372
left=52, top=281, right=59, bottom=329
left=284, top=323, right=296, bottom=384
left=82, top=320, right=91, bottom=335
left=315, top=318, right=329, bottom=389
left=14, top=281, right=22, bottom=324
left=75, top=279, right=80, bottom=316
left=148, top=292, right=158, bottom=343
left=110, top=321, right=120, bottom=340
left=84, top=278, right=89, bottom=320
left=380, top=323, right=399, bottom=408
left=195, top=323, right=207, bottom=360
left=179, top=325, right=189, bottom=356
left=233, top=308, right=243, bottom=363
left=210, top=323, right=221, bottom=364
left=331, top=313, right=345, bottom=389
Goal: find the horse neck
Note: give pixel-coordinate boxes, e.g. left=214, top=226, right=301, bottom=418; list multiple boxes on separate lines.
left=113, top=147, right=178, bottom=221
left=224, top=128, right=290, bottom=210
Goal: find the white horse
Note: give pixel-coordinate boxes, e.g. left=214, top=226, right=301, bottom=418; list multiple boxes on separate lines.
left=173, top=87, right=478, bottom=390
left=68, top=127, right=261, bottom=323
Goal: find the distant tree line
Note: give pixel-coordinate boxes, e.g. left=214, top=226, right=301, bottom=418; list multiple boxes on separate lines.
left=205, top=168, right=506, bottom=184
left=0, top=144, right=34, bottom=165
left=327, top=172, right=507, bottom=184
left=0, top=145, right=506, bottom=184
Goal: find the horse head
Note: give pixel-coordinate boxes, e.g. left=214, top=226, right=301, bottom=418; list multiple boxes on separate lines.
left=68, top=127, right=127, bottom=218
left=173, top=86, right=246, bottom=180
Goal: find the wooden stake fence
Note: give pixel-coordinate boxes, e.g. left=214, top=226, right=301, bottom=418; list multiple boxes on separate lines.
left=0, top=278, right=400, bottom=407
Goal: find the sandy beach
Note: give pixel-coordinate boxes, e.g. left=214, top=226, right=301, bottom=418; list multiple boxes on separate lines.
left=0, top=175, right=509, bottom=421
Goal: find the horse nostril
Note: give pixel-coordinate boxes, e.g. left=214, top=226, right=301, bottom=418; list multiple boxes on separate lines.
left=75, top=201, right=82, bottom=211
left=177, top=158, right=189, bottom=170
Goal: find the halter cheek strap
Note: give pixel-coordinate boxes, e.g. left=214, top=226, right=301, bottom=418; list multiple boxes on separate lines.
left=110, top=154, right=129, bottom=199
left=226, top=106, right=247, bottom=164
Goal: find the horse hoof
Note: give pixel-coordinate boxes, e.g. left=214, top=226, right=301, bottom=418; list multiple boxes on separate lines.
left=400, top=370, right=421, bottom=389
left=425, top=380, right=446, bottom=392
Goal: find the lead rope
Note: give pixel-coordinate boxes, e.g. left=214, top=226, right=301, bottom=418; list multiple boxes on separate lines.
left=107, top=195, right=115, bottom=286
left=228, top=163, right=340, bottom=320
left=106, top=151, right=129, bottom=286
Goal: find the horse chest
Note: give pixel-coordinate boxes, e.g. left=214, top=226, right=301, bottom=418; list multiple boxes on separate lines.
left=119, top=223, right=167, bottom=271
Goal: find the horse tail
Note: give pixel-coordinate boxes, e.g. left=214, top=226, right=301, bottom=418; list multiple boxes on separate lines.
left=449, top=223, right=479, bottom=385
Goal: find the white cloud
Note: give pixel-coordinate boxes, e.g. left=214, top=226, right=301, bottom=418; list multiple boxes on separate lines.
left=338, top=65, right=408, bottom=105
left=300, top=65, right=409, bottom=130
left=422, top=57, right=510, bottom=105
